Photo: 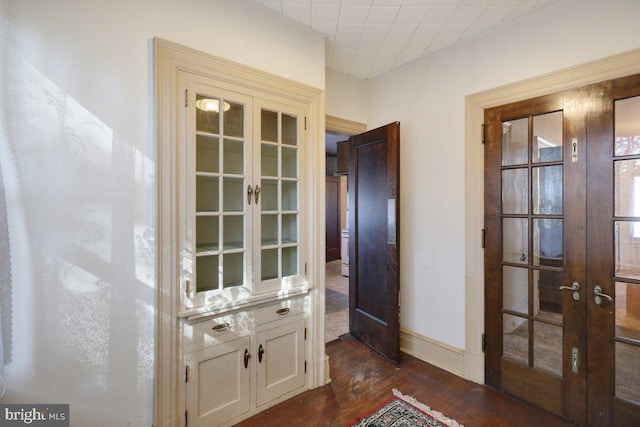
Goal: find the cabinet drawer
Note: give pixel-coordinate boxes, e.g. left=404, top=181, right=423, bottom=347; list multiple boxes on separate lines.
left=184, top=311, right=252, bottom=353
left=255, top=298, right=305, bottom=326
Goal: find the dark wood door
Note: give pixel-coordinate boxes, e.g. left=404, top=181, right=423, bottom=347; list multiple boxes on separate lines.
left=348, top=122, right=400, bottom=363
left=485, top=74, right=640, bottom=425
left=326, top=176, right=341, bottom=262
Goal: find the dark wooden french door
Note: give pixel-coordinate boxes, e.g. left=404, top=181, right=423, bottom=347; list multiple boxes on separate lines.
left=485, top=74, right=640, bottom=425
left=326, top=176, right=341, bottom=262
left=348, top=122, right=401, bottom=363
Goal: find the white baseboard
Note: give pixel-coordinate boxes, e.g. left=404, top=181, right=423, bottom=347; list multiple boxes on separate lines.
left=400, top=328, right=465, bottom=378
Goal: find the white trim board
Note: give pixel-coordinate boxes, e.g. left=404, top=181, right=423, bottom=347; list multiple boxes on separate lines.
left=464, top=48, right=640, bottom=384
left=401, top=329, right=465, bottom=378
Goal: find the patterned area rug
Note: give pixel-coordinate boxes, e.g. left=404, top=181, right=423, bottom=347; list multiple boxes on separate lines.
left=348, top=390, right=463, bottom=427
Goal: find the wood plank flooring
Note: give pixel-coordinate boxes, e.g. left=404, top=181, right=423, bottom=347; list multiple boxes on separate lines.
left=236, top=335, right=576, bottom=426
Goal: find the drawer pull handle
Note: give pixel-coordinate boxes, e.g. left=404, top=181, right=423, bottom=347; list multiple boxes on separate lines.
left=212, top=322, right=231, bottom=333
left=276, top=308, right=290, bottom=315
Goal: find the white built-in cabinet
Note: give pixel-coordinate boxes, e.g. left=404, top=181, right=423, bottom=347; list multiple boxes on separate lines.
left=177, top=70, right=311, bottom=426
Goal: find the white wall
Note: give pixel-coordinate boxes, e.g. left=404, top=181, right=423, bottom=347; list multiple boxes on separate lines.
left=0, top=0, right=324, bottom=425
left=326, top=68, right=368, bottom=124
left=362, top=0, right=640, bottom=350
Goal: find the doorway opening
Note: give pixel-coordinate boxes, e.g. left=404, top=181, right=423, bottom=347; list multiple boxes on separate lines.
left=325, top=116, right=367, bottom=343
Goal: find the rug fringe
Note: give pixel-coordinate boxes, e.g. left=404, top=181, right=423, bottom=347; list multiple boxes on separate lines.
left=392, top=389, right=464, bottom=427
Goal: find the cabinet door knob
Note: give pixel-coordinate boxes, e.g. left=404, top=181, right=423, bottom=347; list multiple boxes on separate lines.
left=247, top=185, right=253, bottom=205
left=258, top=344, right=264, bottom=363
left=244, top=349, right=251, bottom=369
left=254, top=185, right=261, bottom=204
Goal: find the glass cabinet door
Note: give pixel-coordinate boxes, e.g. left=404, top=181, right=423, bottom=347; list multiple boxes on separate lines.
left=186, top=82, right=253, bottom=305
left=254, top=101, right=305, bottom=293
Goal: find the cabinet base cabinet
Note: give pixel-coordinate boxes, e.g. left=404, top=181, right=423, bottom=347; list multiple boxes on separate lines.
left=256, top=319, right=306, bottom=406
left=185, top=337, right=251, bottom=427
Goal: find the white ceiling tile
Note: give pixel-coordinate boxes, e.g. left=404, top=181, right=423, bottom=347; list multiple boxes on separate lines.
left=414, top=23, right=443, bottom=38
left=461, top=0, right=493, bottom=5
left=461, top=22, right=493, bottom=38
left=401, top=0, right=434, bottom=6
left=393, top=38, right=431, bottom=66
left=426, top=37, right=457, bottom=52
left=373, top=0, right=404, bottom=5
left=336, top=24, right=365, bottom=40
left=474, top=6, right=513, bottom=26
left=361, top=24, right=391, bottom=39
left=436, top=23, right=467, bottom=39
left=505, top=6, right=533, bottom=20
left=312, top=4, right=341, bottom=22
left=339, top=6, right=370, bottom=25
left=366, top=6, right=400, bottom=25
left=448, top=7, right=485, bottom=25
left=394, top=7, right=429, bottom=25
left=421, top=7, right=457, bottom=25
left=430, top=0, right=463, bottom=6
left=489, top=0, right=523, bottom=6
left=341, top=0, right=374, bottom=5
left=311, top=0, right=342, bottom=4
left=260, top=0, right=283, bottom=13
left=386, top=24, right=418, bottom=39
left=331, top=46, right=357, bottom=69
left=357, top=38, right=385, bottom=50
left=519, top=0, right=560, bottom=9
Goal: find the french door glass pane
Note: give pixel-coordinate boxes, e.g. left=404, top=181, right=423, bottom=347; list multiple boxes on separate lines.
left=262, top=249, right=278, bottom=280
left=196, top=95, right=220, bottom=134
left=614, top=159, right=640, bottom=217
left=282, top=113, right=297, bottom=146
left=532, top=111, right=563, bottom=163
left=196, top=176, right=219, bottom=212
left=534, top=269, right=563, bottom=317
left=533, top=166, right=562, bottom=215
left=503, top=266, right=529, bottom=314
left=533, top=218, right=563, bottom=267
left=615, top=96, right=640, bottom=156
left=615, top=282, right=640, bottom=342
left=533, top=321, right=563, bottom=376
left=502, top=168, right=528, bottom=214
left=196, top=216, right=219, bottom=254
left=503, top=218, right=528, bottom=264
left=196, top=135, right=219, bottom=173
left=196, top=255, right=219, bottom=292
left=615, top=221, right=640, bottom=280
left=223, top=139, right=244, bottom=174
left=261, top=110, right=278, bottom=142
left=503, top=314, right=528, bottom=365
left=223, top=102, right=244, bottom=138
left=615, top=341, right=640, bottom=403
left=502, top=118, right=528, bottom=166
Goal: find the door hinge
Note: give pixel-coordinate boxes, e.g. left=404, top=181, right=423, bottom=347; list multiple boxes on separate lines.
left=481, top=229, right=486, bottom=249
left=185, top=89, right=188, bottom=107
left=304, top=327, right=307, bottom=340
left=481, top=123, right=485, bottom=144
left=304, top=116, right=307, bottom=130
left=185, top=410, right=188, bottom=427
left=482, top=333, right=486, bottom=353
left=304, top=361, right=307, bottom=373
left=185, top=365, right=189, bottom=382
left=304, top=262, right=307, bottom=275
left=185, top=280, right=191, bottom=298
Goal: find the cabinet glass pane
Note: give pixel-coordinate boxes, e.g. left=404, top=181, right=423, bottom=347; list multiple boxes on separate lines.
left=282, top=247, right=297, bottom=277
left=533, top=218, right=562, bottom=267
left=261, top=110, right=278, bottom=142
left=223, top=139, right=244, bottom=175
left=534, top=269, right=563, bottom=317
left=282, top=113, right=297, bottom=146
left=502, top=168, right=528, bottom=214
left=196, top=176, right=219, bottom=212
left=196, top=95, right=220, bottom=134
left=223, top=102, right=244, bottom=138
left=532, top=111, right=563, bottom=163
left=282, top=214, right=297, bottom=244
left=223, top=215, right=243, bottom=250
left=503, top=314, right=528, bottom=365
left=533, top=321, right=562, bottom=376
left=615, top=96, right=640, bottom=156
left=533, top=166, right=562, bottom=215
left=503, top=266, right=528, bottom=315
left=262, top=144, right=278, bottom=177
left=615, top=221, right=640, bottom=280
left=614, top=160, right=640, bottom=217
left=196, top=255, right=219, bottom=292
left=223, top=253, right=243, bottom=288
left=222, top=178, right=243, bottom=212
left=261, top=214, right=279, bottom=246
left=503, top=218, right=528, bottom=264
left=261, top=249, right=278, bottom=280
left=282, top=147, right=297, bottom=178
left=196, top=216, right=219, bottom=254
left=502, top=118, right=528, bottom=166
left=261, top=179, right=278, bottom=211
left=282, top=181, right=297, bottom=211
left=196, top=135, right=219, bottom=173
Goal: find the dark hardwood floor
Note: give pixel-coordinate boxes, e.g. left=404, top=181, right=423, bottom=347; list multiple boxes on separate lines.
left=236, top=335, right=576, bottom=426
